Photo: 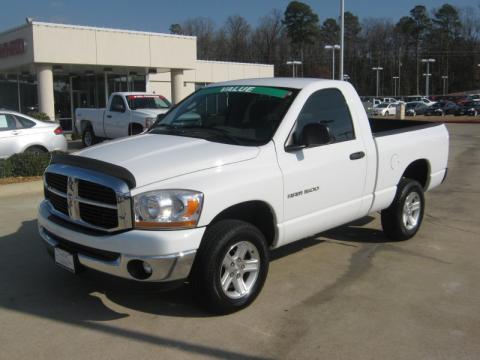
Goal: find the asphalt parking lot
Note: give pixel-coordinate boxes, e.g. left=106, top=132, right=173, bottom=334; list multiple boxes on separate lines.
left=1, top=123, right=479, bottom=360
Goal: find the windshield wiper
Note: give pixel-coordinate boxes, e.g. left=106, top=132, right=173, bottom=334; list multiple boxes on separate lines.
left=151, top=125, right=241, bottom=145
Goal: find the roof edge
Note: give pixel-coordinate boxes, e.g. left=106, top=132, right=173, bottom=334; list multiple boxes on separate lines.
left=29, top=21, right=197, bottom=40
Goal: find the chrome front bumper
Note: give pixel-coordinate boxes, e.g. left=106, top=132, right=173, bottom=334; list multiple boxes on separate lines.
left=38, top=200, right=203, bottom=282
left=39, top=226, right=196, bottom=282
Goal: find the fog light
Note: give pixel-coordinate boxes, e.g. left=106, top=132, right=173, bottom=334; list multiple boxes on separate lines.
left=142, top=261, right=153, bottom=275
left=127, top=259, right=153, bottom=280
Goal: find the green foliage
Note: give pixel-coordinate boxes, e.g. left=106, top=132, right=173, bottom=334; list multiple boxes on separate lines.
left=0, top=152, right=52, bottom=178
left=169, top=23, right=183, bottom=35
left=28, top=112, right=51, bottom=121
left=320, top=18, right=340, bottom=45
left=283, top=1, right=319, bottom=48
left=433, top=4, right=461, bottom=40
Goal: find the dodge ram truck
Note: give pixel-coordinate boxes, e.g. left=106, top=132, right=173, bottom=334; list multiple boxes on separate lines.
left=75, top=92, right=171, bottom=147
left=38, top=78, right=449, bottom=313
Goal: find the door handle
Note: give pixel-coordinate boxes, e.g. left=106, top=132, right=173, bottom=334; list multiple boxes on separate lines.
left=12, top=131, right=20, bottom=135
left=350, top=151, right=365, bottom=160
left=106, top=115, right=112, bottom=118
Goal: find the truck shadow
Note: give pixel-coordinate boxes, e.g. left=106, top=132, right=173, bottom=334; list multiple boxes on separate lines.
left=0, top=219, right=270, bottom=360
left=0, top=216, right=391, bottom=322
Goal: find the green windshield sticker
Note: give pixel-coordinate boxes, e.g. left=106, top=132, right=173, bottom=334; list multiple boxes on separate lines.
left=200, top=86, right=290, bottom=98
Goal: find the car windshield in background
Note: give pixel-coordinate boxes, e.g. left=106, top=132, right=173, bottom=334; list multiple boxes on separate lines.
left=127, top=95, right=171, bottom=110
left=150, top=85, right=298, bottom=146
left=377, top=103, right=388, bottom=108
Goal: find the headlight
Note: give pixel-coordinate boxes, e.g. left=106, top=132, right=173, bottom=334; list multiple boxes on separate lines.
left=145, top=117, right=156, bottom=128
left=133, top=190, right=203, bottom=229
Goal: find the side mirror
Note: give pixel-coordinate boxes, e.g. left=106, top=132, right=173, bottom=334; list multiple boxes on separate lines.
left=156, top=113, right=166, bottom=122
left=285, top=123, right=332, bottom=152
left=301, top=123, right=332, bottom=147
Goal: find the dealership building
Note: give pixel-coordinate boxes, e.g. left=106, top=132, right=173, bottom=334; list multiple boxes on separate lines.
left=0, top=21, right=273, bottom=128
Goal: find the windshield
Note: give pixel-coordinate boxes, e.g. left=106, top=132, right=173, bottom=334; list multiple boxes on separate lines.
left=377, top=103, right=388, bottom=108
left=127, top=95, right=171, bottom=110
left=150, top=85, right=298, bottom=146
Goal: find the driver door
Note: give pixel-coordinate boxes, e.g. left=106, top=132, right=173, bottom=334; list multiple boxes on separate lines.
left=105, top=95, right=130, bottom=138
left=276, top=88, right=368, bottom=244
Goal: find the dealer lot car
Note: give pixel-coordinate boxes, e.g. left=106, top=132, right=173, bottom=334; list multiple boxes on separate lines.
left=0, top=110, right=67, bottom=158
left=371, top=102, right=397, bottom=116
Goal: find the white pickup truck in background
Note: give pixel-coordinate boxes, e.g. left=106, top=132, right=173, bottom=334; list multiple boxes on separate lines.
left=39, top=78, right=449, bottom=314
left=75, top=92, right=171, bottom=147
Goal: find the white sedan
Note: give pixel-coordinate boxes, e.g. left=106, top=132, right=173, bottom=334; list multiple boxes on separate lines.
left=371, top=102, right=397, bottom=116
left=0, top=110, right=67, bottom=159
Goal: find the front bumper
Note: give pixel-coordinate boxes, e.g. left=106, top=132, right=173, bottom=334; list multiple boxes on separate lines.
left=38, top=200, right=205, bottom=282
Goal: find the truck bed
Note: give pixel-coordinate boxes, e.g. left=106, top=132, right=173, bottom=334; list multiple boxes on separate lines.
left=368, top=118, right=442, bottom=137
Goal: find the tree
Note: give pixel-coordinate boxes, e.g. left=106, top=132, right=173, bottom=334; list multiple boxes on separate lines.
left=169, top=24, right=183, bottom=35
left=431, top=4, right=462, bottom=93
left=223, top=16, right=251, bottom=62
left=177, top=17, right=216, bottom=59
left=283, top=1, right=319, bottom=74
left=344, top=12, right=361, bottom=84
left=433, top=4, right=462, bottom=40
left=320, top=18, right=339, bottom=45
left=252, top=9, right=284, bottom=64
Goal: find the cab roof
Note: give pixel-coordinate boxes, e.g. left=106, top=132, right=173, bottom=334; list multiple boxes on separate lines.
left=209, top=77, right=333, bottom=90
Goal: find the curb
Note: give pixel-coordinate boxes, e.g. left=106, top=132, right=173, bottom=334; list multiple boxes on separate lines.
left=0, top=180, right=43, bottom=198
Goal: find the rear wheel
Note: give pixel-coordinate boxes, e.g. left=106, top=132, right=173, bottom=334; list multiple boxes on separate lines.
left=381, top=178, right=425, bottom=241
left=82, top=126, right=96, bottom=147
left=192, top=220, right=269, bottom=314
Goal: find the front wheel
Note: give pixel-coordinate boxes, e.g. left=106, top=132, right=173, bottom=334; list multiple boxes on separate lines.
left=381, top=178, right=425, bottom=241
left=192, top=220, right=269, bottom=314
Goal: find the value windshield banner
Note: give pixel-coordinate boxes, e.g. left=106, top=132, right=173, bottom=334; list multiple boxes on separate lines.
left=200, top=86, right=291, bottom=99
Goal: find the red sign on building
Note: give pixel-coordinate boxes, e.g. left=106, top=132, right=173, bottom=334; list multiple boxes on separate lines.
left=0, top=39, right=25, bottom=58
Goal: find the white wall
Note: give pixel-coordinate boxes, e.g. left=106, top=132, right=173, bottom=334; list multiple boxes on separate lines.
left=148, top=61, right=274, bottom=102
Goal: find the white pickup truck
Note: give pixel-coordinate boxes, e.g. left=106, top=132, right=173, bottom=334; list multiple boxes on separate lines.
left=38, top=78, right=449, bottom=313
left=75, top=92, right=171, bottom=147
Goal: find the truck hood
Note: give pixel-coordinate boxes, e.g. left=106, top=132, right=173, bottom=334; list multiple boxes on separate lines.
left=75, top=134, right=260, bottom=188
left=133, top=108, right=169, bottom=117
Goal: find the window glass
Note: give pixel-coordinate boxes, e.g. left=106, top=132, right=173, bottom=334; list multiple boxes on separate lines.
left=292, top=88, right=355, bottom=145
left=151, top=86, right=298, bottom=146
left=110, top=95, right=126, bottom=112
left=127, top=95, right=171, bottom=110
left=0, top=114, right=17, bottom=131
left=14, top=115, right=35, bottom=129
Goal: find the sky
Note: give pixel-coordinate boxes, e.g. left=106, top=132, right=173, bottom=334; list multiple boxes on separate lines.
left=0, top=0, right=478, bottom=33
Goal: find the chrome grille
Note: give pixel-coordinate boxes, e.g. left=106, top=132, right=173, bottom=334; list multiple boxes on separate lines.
left=43, top=164, right=132, bottom=232
left=78, top=179, right=117, bottom=205
left=79, top=203, right=118, bottom=228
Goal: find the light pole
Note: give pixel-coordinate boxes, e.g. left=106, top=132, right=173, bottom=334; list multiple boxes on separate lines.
left=421, top=58, right=435, bottom=97
left=325, top=45, right=340, bottom=79
left=339, top=0, right=344, bottom=81
left=372, top=67, right=383, bottom=97
left=286, top=61, right=302, bottom=78
left=392, top=76, right=399, bottom=97
left=441, top=75, right=448, bottom=95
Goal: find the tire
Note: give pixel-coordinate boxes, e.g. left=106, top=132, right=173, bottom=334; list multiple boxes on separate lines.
left=381, top=178, right=425, bottom=241
left=82, top=126, right=96, bottom=147
left=191, top=220, right=269, bottom=314
left=24, top=146, right=47, bottom=155
left=385, top=111, right=389, bottom=116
